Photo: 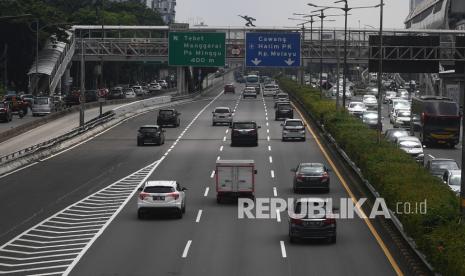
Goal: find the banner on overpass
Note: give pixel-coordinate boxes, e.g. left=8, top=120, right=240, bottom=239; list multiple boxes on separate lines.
left=168, top=32, right=226, bottom=67
left=245, top=32, right=301, bottom=68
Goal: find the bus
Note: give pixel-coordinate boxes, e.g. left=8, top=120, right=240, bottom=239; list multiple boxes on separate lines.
left=411, top=96, right=460, bottom=148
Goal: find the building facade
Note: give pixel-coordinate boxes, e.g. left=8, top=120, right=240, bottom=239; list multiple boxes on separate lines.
left=145, top=0, right=176, bottom=24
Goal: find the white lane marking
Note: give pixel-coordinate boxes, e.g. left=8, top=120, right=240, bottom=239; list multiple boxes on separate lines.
left=182, top=240, right=192, bottom=258
left=267, top=136, right=270, bottom=141
left=217, top=156, right=221, bottom=161
left=266, top=122, right=269, bottom=127
left=219, top=146, right=224, bottom=152
left=195, top=210, right=203, bottom=223
left=273, top=187, right=277, bottom=197
left=268, top=145, right=272, bottom=151
left=269, top=156, right=273, bottom=163
left=223, top=136, right=227, bottom=142
left=271, top=170, right=275, bottom=178
left=276, top=209, right=281, bottom=222
left=204, top=187, right=209, bottom=197
left=225, top=129, right=229, bottom=134
left=266, top=117, right=268, bottom=121
left=210, top=170, right=215, bottom=178
left=267, top=129, right=269, bottom=134
left=0, top=162, right=39, bottom=180
left=280, top=241, right=287, bottom=258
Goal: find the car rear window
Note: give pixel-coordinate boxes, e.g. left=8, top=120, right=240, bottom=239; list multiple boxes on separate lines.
left=299, top=165, right=324, bottom=173
left=215, top=108, right=230, bottom=113
left=34, top=98, right=49, bottom=105
left=293, top=201, right=327, bottom=217
left=285, top=121, right=303, bottom=127
left=278, top=104, right=291, bottom=110
left=431, top=161, right=459, bottom=170
left=140, top=127, right=159, bottom=133
left=234, top=123, right=256, bottom=129
left=144, top=186, right=175, bottom=193
left=159, top=110, right=174, bottom=115
left=398, top=111, right=410, bottom=117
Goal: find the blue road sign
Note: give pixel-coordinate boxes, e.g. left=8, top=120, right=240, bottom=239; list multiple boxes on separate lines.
left=245, top=32, right=301, bottom=67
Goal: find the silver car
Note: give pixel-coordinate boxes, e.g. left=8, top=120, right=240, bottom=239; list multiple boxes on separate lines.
left=282, top=119, right=306, bottom=141
left=396, top=136, right=424, bottom=163
left=212, top=107, right=233, bottom=126
left=137, top=181, right=187, bottom=219
left=32, top=97, right=54, bottom=116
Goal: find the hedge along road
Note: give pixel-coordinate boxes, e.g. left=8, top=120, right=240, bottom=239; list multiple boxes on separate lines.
left=67, top=81, right=403, bottom=275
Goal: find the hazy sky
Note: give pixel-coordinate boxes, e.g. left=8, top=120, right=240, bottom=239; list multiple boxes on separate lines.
left=176, top=0, right=409, bottom=29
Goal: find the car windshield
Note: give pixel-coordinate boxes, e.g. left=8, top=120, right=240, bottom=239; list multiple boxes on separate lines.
left=286, top=121, right=303, bottom=127
left=293, top=201, right=327, bottom=218
left=299, top=165, right=324, bottom=173
left=34, top=98, right=49, bottom=105
left=398, top=111, right=410, bottom=117
left=234, top=123, right=256, bottom=129
left=393, top=101, right=410, bottom=109
left=277, top=94, right=288, bottom=99
left=140, top=127, right=158, bottom=133
left=159, top=110, right=174, bottom=115
left=144, top=186, right=175, bottom=193
left=449, top=175, right=461, bottom=186
left=399, top=141, right=421, bottom=148
left=214, top=108, right=230, bottom=113
left=431, top=161, right=459, bottom=170
left=278, top=104, right=291, bottom=110
left=350, top=103, right=364, bottom=108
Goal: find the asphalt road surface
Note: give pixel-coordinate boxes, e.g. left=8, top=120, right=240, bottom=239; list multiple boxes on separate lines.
left=0, top=81, right=401, bottom=275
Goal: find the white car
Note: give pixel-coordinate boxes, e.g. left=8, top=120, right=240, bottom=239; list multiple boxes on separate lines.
left=158, top=80, right=168, bottom=89
left=132, top=85, right=145, bottom=96
left=443, top=170, right=461, bottom=195
left=212, top=107, right=233, bottom=126
left=396, top=136, right=424, bottom=163
left=282, top=119, right=306, bottom=141
left=384, top=91, right=397, bottom=103
left=389, top=99, right=410, bottom=118
left=263, top=84, right=278, bottom=97
left=362, top=95, right=378, bottom=110
left=137, top=181, right=187, bottom=219
left=124, top=88, right=136, bottom=98
left=347, top=102, right=366, bottom=118
left=243, top=87, right=257, bottom=99
left=392, top=109, right=411, bottom=128
left=149, top=83, right=162, bottom=93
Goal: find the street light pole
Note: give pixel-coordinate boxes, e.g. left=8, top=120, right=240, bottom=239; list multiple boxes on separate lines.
left=377, top=0, right=384, bottom=143
left=318, top=10, right=326, bottom=98
left=342, top=1, right=349, bottom=109
left=35, top=19, right=39, bottom=95
left=80, top=30, right=86, bottom=127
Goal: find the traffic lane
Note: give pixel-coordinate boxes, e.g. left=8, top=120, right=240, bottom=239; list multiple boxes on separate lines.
left=0, top=110, right=35, bottom=132
left=0, top=93, right=223, bottom=245
left=69, top=103, right=230, bottom=275
left=181, top=92, right=288, bottom=276
left=267, top=99, right=397, bottom=275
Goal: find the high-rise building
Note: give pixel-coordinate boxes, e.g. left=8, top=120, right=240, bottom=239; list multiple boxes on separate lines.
left=146, top=0, right=176, bottom=24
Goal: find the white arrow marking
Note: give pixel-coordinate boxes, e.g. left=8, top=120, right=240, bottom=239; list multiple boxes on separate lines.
left=251, top=58, right=262, bottom=66
left=284, top=58, right=295, bottom=66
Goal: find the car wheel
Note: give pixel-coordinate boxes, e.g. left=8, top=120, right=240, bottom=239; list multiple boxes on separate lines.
left=325, top=187, right=330, bottom=193
left=254, top=141, right=258, bottom=147
left=176, top=209, right=183, bottom=219
left=301, top=137, right=306, bottom=142
left=182, top=202, right=186, bottom=213
left=137, top=140, right=142, bottom=146
left=289, top=234, right=297, bottom=244
left=282, top=137, right=286, bottom=142
left=137, top=210, right=144, bottom=219
left=217, top=196, right=222, bottom=204
left=329, top=236, right=336, bottom=244
left=212, top=122, right=216, bottom=126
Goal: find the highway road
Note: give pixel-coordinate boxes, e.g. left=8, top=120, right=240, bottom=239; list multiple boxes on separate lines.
left=0, top=80, right=402, bottom=275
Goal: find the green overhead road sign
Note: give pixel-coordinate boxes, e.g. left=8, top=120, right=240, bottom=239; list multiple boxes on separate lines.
left=169, top=32, right=226, bottom=67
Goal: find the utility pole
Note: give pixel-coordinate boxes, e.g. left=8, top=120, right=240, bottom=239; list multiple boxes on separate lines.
left=336, top=40, right=340, bottom=110
left=3, top=44, right=7, bottom=91
left=300, top=24, right=305, bottom=86
left=461, top=62, right=465, bottom=219
left=100, top=0, right=105, bottom=89
left=342, top=1, right=349, bottom=109
left=318, top=10, right=326, bottom=98
left=35, top=19, right=39, bottom=95
left=80, top=30, right=86, bottom=127
left=377, top=0, right=384, bottom=143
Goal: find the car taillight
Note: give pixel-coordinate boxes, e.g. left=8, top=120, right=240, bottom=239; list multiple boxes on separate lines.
left=167, top=192, right=180, bottom=200
left=321, top=172, right=329, bottom=180
left=291, top=218, right=303, bottom=225
left=421, top=112, right=427, bottom=122
left=323, top=217, right=336, bottom=225
left=139, top=192, right=150, bottom=200
left=296, top=174, right=304, bottom=181
left=250, top=130, right=257, bottom=135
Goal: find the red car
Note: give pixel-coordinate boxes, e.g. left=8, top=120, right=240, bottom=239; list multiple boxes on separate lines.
left=224, top=84, right=235, bottom=93
left=3, top=95, right=28, bottom=115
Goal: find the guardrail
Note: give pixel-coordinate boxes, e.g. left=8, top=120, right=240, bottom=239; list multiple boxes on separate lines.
left=0, top=111, right=115, bottom=164
left=288, top=92, right=434, bottom=274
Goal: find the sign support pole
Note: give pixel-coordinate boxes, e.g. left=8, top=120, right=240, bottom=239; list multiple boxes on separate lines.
left=461, top=64, right=465, bottom=220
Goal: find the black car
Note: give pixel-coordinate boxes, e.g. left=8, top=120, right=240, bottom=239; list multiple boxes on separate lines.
left=288, top=198, right=336, bottom=243
left=230, top=121, right=261, bottom=146
left=157, top=109, right=181, bottom=127
left=137, top=125, right=165, bottom=146
left=0, top=102, right=13, bottom=122
left=109, top=87, right=125, bottom=99
left=275, top=103, right=294, bottom=120
left=291, top=163, right=330, bottom=193
left=85, top=90, right=98, bottom=102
